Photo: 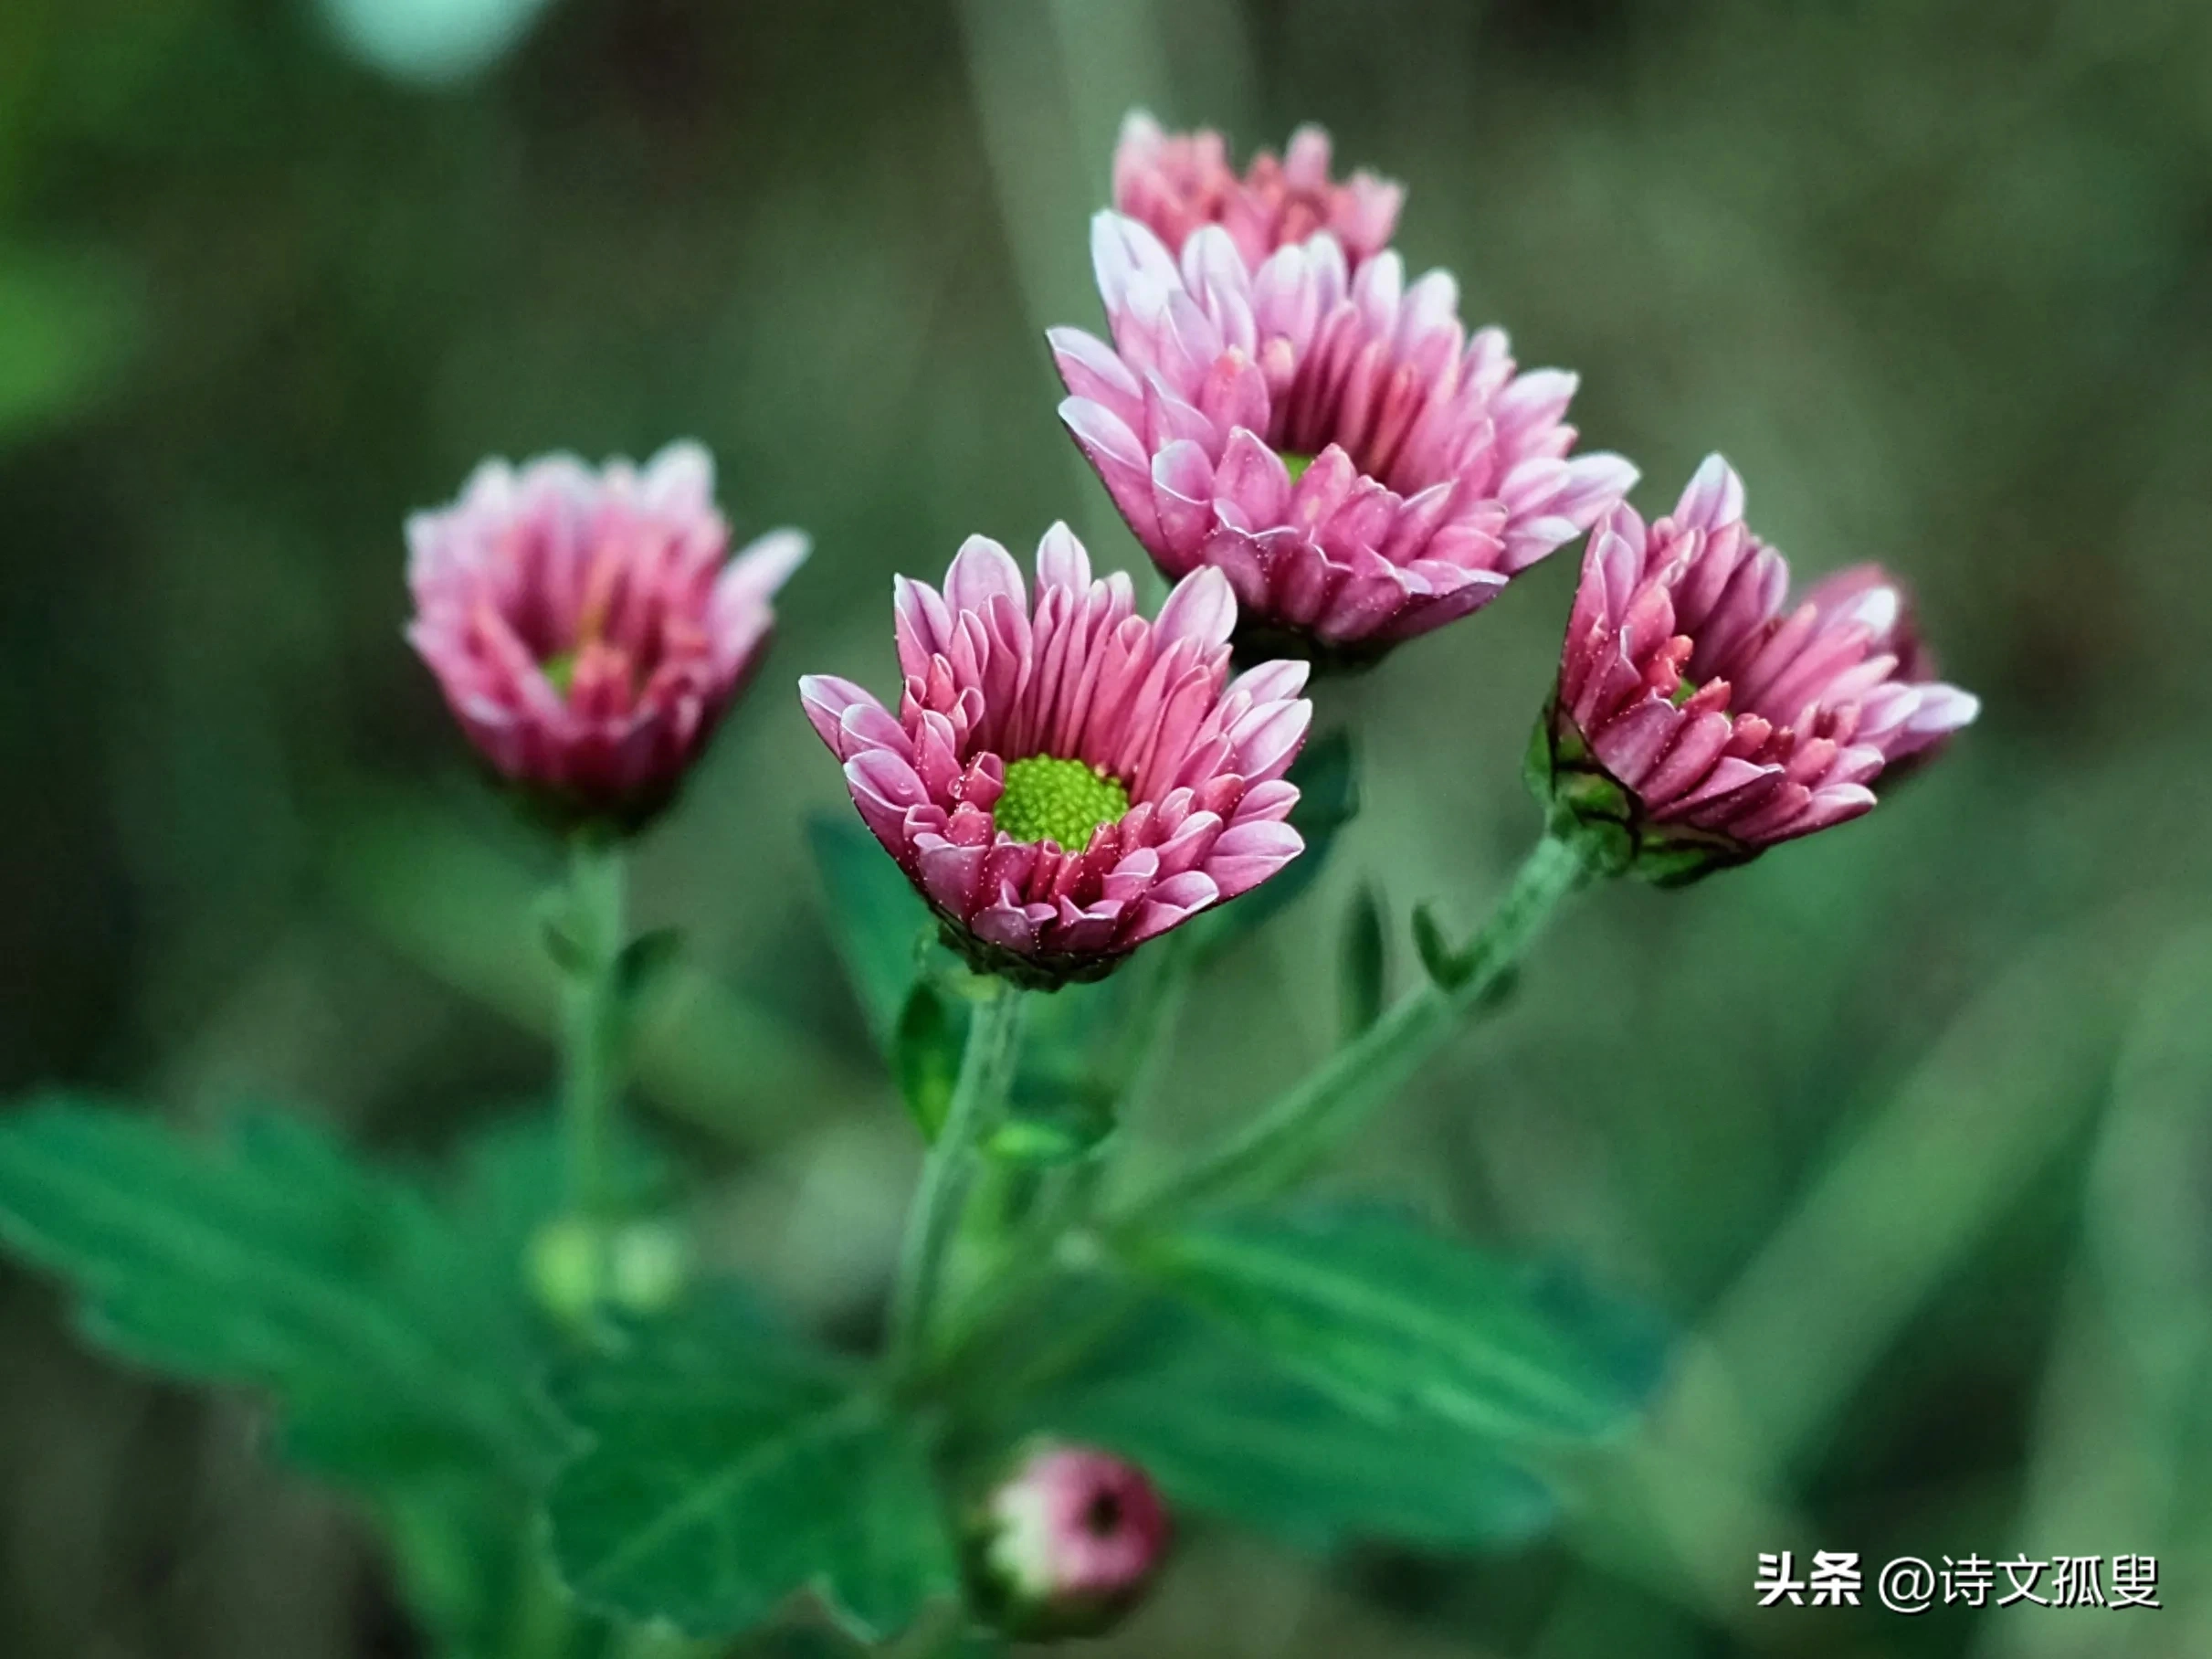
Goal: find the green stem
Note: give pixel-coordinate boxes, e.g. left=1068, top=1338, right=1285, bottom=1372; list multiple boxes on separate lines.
left=1110, top=830, right=1593, bottom=1228
left=888, top=977, right=1027, bottom=1379
left=561, top=831, right=628, bottom=1230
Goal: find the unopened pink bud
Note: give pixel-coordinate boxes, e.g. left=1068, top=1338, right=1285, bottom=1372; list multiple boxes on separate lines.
left=971, top=1442, right=1172, bottom=1641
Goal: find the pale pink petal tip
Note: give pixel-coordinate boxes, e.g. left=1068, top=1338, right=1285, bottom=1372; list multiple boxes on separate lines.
left=798, top=524, right=1312, bottom=986
left=1062, top=132, right=1630, bottom=662
left=1550, top=460, right=1978, bottom=868
left=979, top=1442, right=1172, bottom=1640
left=1111, top=110, right=1403, bottom=270
left=406, top=442, right=802, bottom=828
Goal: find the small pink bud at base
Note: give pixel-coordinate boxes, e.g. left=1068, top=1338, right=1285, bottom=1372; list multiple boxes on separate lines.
left=968, top=1442, right=1171, bottom=1641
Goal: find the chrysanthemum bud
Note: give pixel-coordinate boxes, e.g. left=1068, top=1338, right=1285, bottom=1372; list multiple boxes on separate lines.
left=799, top=524, right=1311, bottom=989
left=968, top=1442, right=1171, bottom=1641
left=1112, top=111, right=1404, bottom=270
left=406, top=442, right=806, bottom=832
left=1536, top=455, right=1979, bottom=882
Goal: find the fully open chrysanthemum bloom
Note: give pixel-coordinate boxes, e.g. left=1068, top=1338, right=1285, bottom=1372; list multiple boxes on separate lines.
left=1112, top=110, right=1404, bottom=269
left=1053, top=215, right=1637, bottom=669
left=1536, top=456, right=1980, bottom=882
left=407, top=442, right=806, bottom=830
left=971, top=1442, right=1171, bottom=1641
left=799, top=525, right=1310, bottom=988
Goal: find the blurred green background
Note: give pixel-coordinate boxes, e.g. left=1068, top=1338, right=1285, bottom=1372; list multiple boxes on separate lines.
left=4, top=0, right=2210, bottom=1654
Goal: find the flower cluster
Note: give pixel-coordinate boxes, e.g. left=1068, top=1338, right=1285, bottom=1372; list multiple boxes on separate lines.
left=403, top=115, right=1976, bottom=989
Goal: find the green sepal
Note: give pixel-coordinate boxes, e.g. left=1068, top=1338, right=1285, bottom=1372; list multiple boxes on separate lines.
left=1524, top=700, right=1755, bottom=887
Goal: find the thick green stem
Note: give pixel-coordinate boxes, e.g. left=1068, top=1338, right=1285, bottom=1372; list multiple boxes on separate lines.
left=560, top=831, right=628, bottom=1229
left=888, top=978, right=1027, bottom=1379
left=1111, top=831, right=1593, bottom=1228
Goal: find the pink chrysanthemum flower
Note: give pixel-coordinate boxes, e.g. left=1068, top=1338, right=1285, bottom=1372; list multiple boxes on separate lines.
left=1053, top=215, right=1637, bottom=668
left=799, top=525, right=1310, bottom=988
left=1112, top=110, right=1404, bottom=270
left=971, top=1442, right=1172, bottom=1640
left=1538, top=455, right=1980, bottom=881
left=407, top=442, right=806, bottom=830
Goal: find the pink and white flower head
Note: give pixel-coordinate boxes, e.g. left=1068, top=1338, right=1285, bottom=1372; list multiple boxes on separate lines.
left=971, top=1442, right=1172, bottom=1641
left=406, top=442, right=807, bottom=831
left=799, top=525, right=1310, bottom=989
left=1113, top=110, right=1405, bottom=271
left=1053, top=215, right=1637, bottom=669
left=1538, top=456, right=1980, bottom=882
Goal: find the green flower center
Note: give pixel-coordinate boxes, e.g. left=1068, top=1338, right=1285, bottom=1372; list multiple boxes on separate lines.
left=1280, top=449, right=1316, bottom=484
left=1670, top=677, right=1699, bottom=707
left=542, top=650, right=579, bottom=697
left=994, top=756, right=1131, bottom=851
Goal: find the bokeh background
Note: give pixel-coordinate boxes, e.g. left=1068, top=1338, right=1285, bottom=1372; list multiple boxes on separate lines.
left=5, top=0, right=2211, bottom=1654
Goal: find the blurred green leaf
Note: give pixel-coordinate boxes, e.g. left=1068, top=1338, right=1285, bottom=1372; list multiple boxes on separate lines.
left=1027, top=1302, right=1557, bottom=1553
left=894, top=980, right=963, bottom=1142
left=1195, top=730, right=1361, bottom=955
left=0, top=1095, right=573, bottom=1486
left=0, top=243, right=140, bottom=446
left=807, top=812, right=934, bottom=1053
left=546, top=1294, right=955, bottom=1641
left=614, top=927, right=687, bottom=1010
left=1125, top=1206, right=1669, bottom=1445
left=1339, top=882, right=1386, bottom=1039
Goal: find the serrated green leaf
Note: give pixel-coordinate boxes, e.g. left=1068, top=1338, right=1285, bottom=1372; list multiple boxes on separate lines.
left=546, top=1295, right=957, bottom=1641
left=0, top=1096, right=571, bottom=1486
left=1125, top=1206, right=1669, bottom=1445
left=1026, top=1300, right=1556, bottom=1553
left=807, top=813, right=934, bottom=1053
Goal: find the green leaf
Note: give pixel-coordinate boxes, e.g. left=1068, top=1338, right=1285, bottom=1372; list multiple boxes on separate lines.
left=614, top=926, right=686, bottom=1009
left=0, top=243, right=142, bottom=447
left=1340, top=882, right=1387, bottom=1038
left=893, top=980, right=964, bottom=1142
left=808, top=812, right=934, bottom=1053
left=1411, top=900, right=1471, bottom=989
left=1195, top=729, right=1361, bottom=953
left=0, top=1095, right=571, bottom=1486
left=546, top=1294, right=957, bottom=1641
left=1125, top=1206, right=1669, bottom=1445
left=1027, top=1301, right=1556, bottom=1553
